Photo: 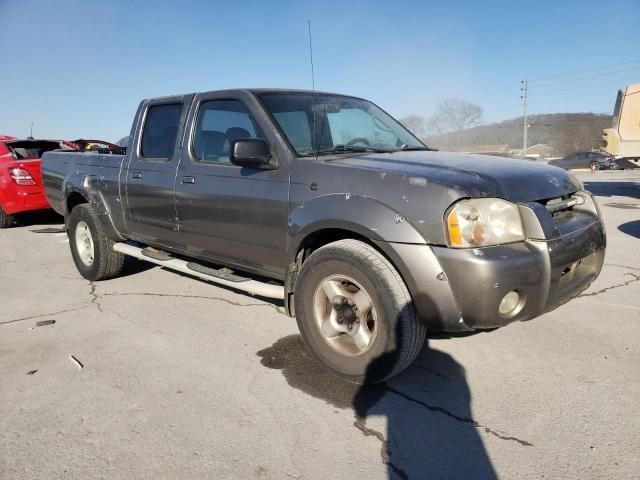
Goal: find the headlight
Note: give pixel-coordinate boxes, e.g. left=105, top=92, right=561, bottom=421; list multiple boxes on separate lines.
left=568, top=172, right=584, bottom=190
left=446, top=198, right=525, bottom=248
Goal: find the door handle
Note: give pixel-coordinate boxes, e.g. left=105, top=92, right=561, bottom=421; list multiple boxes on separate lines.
left=131, top=172, right=142, bottom=179
left=181, top=176, right=196, bottom=184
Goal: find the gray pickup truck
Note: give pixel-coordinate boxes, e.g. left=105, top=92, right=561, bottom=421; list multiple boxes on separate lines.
left=42, top=89, right=606, bottom=383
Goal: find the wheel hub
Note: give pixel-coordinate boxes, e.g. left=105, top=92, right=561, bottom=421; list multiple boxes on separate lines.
left=338, top=301, right=357, bottom=326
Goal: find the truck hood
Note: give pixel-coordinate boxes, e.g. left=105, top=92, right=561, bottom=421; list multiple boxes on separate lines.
left=332, top=151, right=581, bottom=203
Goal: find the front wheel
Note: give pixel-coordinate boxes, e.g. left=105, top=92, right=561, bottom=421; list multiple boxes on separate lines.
left=294, top=239, right=426, bottom=384
left=68, top=204, right=124, bottom=281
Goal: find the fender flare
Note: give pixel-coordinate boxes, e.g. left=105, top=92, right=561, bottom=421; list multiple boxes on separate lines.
left=284, top=194, right=428, bottom=316
left=287, top=193, right=427, bottom=257
left=63, top=173, right=125, bottom=241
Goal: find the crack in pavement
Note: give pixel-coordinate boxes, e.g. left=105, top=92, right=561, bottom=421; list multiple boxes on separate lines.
left=0, top=306, right=89, bottom=326
left=353, top=416, right=409, bottom=480
left=578, top=273, right=640, bottom=298
left=386, top=385, right=534, bottom=447
left=89, top=281, right=103, bottom=313
left=411, top=363, right=452, bottom=380
left=101, top=291, right=285, bottom=313
left=604, top=263, right=640, bottom=272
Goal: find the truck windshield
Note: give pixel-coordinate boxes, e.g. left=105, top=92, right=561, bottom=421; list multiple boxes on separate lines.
left=258, top=93, right=427, bottom=157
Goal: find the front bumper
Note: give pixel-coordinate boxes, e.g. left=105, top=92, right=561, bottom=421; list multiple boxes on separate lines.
left=432, top=219, right=605, bottom=329
left=380, top=218, right=605, bottom=332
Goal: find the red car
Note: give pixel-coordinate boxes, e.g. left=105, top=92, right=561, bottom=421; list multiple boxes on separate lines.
left=0, top=136, right=74, bottom=228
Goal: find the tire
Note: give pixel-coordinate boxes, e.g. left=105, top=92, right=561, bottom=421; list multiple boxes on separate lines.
left=294, top=239, right=426, bottom=384
left=68, top=204, right=125, bottom=281
left=0, top=205, right=14, bottom=229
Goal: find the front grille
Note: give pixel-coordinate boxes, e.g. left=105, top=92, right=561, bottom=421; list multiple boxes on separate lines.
left=539, top=194, right=585, bottom=216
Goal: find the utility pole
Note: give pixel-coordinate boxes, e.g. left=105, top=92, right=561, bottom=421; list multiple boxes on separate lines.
left=520, top=79, right=528, bottom=156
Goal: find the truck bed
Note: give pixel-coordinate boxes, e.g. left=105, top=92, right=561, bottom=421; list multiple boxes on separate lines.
left=42, top=151, right=126, bottom=217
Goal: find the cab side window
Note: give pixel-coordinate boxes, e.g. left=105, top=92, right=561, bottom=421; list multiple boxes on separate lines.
left=193, top=99, right=261, bottom=164
left=141, top=103, right=183, bottom=160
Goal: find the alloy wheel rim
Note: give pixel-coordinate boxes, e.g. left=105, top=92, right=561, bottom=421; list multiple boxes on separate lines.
left=75, top=221, right=95, bottom=266
left=312, top=274, right=377, bottom=356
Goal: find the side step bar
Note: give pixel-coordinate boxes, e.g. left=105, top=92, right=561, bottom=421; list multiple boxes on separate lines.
left=113, top=243, right=284, bottom=300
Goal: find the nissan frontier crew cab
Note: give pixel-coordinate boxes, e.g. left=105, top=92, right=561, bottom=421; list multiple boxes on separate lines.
left=42, top=89, right=606, bottom=384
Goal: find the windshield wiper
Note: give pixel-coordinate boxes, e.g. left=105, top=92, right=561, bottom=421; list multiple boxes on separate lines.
left=304, top=145, right=392, bottom=157
left=393, top=144, right=438, bottom=152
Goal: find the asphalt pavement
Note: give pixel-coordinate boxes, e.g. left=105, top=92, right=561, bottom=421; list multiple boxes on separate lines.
left=1, top=170, right=638, bottom=480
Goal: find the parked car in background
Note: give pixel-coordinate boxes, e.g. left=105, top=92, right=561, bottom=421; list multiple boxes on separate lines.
left=0, top=136, right=77, bottom=227
left=549, top=151, right=618, bottom=171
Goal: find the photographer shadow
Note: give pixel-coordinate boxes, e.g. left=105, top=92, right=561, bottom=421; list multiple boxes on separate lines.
left=353, top=340, right=498, bottom=479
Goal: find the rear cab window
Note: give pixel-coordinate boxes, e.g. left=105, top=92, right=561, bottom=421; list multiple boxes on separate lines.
left=141, top=103, right=183, bottom=160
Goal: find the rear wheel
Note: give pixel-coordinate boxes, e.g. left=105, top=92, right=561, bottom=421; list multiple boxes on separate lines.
left=68, top=204, right=124, bottom=280
left=294, top=239, right=426, bottom=384
left=0, top=205, right=14, bottom=228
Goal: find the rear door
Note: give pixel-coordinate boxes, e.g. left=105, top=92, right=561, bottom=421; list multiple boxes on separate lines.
left=173, top=91, right=290, bottom=277
left=124, top=96, right=192, bottom=246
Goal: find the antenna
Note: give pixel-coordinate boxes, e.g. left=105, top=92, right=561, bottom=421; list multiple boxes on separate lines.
left=307, top=20, right=315, bottom=92
left=29, top=122, right=34, bottom=139
left=308, top=19, right=319, bottom=157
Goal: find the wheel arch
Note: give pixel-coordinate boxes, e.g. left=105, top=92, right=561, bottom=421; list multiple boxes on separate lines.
left=285, top=196, right=429, bottom=319
left=66, top=191, right=89, bottom=215
left=63, top=177, right=125, bottom=241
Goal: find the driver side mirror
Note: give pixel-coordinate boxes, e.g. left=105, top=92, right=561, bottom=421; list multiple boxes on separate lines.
left=230, top=139, right=274, bottom=169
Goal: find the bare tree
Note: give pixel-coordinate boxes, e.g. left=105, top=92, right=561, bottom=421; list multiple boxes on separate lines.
left=399, top=114, right=426, bottom=137
left=427, top=98, right=483, bottom=136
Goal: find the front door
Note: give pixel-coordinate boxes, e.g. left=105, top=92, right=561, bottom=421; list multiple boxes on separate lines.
left=174, top=92, right=289, bottom=277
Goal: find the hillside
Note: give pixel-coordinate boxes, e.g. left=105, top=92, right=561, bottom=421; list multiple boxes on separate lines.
left=424, top=113, right=612, bottom=155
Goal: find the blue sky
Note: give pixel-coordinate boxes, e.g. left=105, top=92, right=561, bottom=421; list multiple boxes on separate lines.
left=1, top=0, right=638, bottom=141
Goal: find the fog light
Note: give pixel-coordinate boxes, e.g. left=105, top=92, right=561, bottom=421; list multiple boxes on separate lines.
left=499, top=290, right=520, bottom=316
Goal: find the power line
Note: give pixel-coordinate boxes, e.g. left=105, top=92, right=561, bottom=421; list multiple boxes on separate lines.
left=472, top=73, right=638, bottom=103
left=528, top=59, right=640, bottom=82
left=527, top=75, right=638, bottom=100
left=529, top=65, right=640, bottom=89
